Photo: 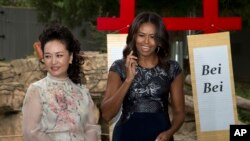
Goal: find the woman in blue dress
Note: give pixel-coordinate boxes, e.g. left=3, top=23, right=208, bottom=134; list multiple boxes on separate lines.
left=101, top=11, right=185, bottom=141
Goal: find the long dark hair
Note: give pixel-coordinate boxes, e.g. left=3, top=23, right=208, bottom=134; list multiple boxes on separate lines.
left=123, top=11, right=171, bottom=70
left=39, top=23, right=84, bottom=84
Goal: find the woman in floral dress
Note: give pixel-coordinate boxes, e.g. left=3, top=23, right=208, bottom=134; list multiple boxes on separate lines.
left=22, top=23, right=100, bottom=141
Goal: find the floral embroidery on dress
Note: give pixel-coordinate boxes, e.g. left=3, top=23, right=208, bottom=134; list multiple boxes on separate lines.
left=110, top=59, right=182, bottom=124
left=27, top=73, right=96, bottom=141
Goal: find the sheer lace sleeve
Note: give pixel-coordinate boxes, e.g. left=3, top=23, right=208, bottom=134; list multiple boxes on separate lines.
left=22, top=84, right=53, bottom=141
left=84, top=91, right=101, bottom=141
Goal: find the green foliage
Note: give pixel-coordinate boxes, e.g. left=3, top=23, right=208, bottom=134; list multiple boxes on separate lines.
left=2, top=0, right=250, bottom=29
left=238, top=109, right=250, bottom=124
left=27, top=0, right=119, bottom=28
left=26, top=0, right=120, bottom=52
left=2, top=0, right=250, bottom=52
left=27, top=0, right=65, bottom=24
left=235, top=81, right=250, bottom=123
left=235, top=81, right=250, bottom=99
left=0, top=0, right=31, bottom=7
left=219, top=0, right=250, bottom=30
left=136, top=0, right=202, bottom=17
left=80, top=22, right=108, bottom=52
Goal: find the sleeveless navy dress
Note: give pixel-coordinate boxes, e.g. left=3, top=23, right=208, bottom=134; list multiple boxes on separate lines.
left=110, top=59, right=182, bottom=141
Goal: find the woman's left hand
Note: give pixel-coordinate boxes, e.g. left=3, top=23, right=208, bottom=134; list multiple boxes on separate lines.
left=155, top=130, right=173, bottom=141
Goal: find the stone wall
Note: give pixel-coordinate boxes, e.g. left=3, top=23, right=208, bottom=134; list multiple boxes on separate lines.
left=0, top=51, right=107, bottom=141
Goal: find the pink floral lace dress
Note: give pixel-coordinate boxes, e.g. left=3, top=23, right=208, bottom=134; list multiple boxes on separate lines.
left=22, top=74, right=100, bottom=141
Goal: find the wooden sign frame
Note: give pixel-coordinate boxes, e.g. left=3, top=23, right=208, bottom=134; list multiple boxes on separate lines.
left=187, top=32, right=239, bottom=141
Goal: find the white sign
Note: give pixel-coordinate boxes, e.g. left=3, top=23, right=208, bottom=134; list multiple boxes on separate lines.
left=193, top=45, right=235, bottom=131
left=107, top=34, right=128, bottom=69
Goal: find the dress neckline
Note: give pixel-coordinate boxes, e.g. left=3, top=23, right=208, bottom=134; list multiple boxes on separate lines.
left=137, top=63, right=158, bottom=70
left=46, top=73, right=70, bottom=83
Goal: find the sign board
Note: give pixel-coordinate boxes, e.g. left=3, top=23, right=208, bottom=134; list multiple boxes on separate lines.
left=107, top=34, right=128, bottom=69
left=187, top=32, right=239, bottom=141
left=107, top=34, right=128, bottom=140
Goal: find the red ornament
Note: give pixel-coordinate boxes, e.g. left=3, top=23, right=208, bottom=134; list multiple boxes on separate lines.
left=33, top=41, right=43, bottom=61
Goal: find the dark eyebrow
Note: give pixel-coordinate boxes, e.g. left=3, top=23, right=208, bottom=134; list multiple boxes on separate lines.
left=44, top=51, right=65, bottom=55
left=137, top=32, right=155, bottom=36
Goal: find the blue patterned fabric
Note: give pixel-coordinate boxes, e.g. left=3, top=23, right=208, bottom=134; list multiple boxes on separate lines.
left=110, top=59, right=182, bottom=141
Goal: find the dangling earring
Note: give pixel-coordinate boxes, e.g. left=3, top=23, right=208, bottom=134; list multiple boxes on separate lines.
left=69, top=55, right=73, bottom=64
left=41, top=58, right=44, bottom=63
left=156, top=46, right=160, bottom=53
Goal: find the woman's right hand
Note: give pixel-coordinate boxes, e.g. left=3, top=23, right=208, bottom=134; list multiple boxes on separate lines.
left=125, top=51, right=138, bottom=83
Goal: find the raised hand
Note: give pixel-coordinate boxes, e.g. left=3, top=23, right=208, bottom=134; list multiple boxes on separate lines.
left=125, top=51, right=138, bottom=82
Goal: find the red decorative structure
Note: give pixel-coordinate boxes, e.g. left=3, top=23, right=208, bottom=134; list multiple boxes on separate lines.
left=97, top=0, right=241, bottom=33
left=97, top=0, right=134, bottom=33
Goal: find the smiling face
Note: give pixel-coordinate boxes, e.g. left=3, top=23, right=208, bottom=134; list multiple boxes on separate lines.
left=135, top=22, right=157, bottom=58
left=43, top=40, right=72, bottom=79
